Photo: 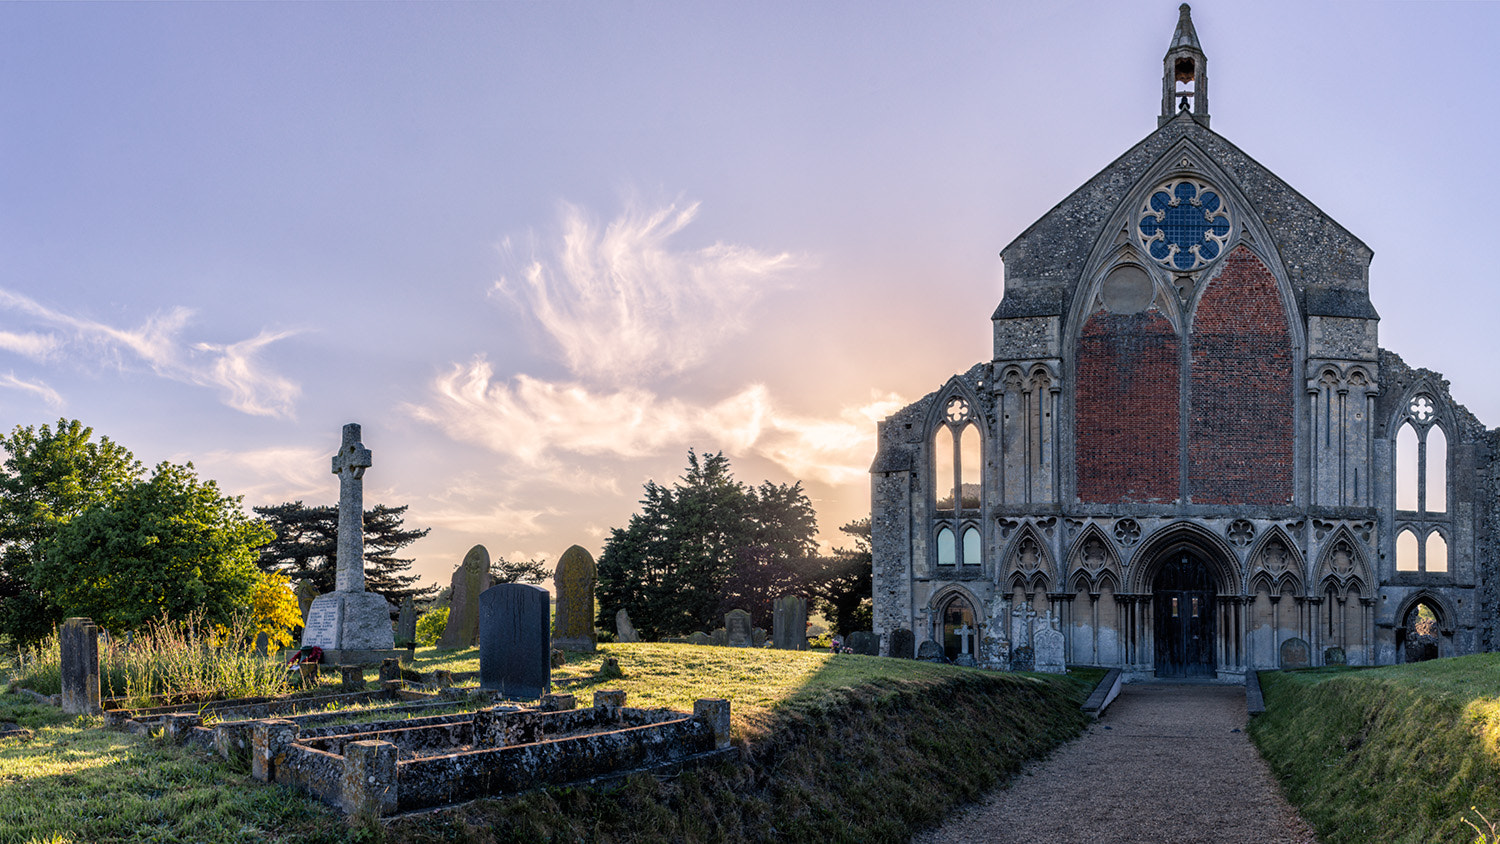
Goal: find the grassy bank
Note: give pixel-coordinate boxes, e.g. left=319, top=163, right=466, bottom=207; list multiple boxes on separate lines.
left=1251, top=655, right=1500, bottom=844
left=0, top=643, right=1098, bottom=843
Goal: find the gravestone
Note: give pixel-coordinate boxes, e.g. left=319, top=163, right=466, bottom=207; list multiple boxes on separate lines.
left=772, top=596, right=808, bottom=650
left=1011, top=602, right=1038, bottom=654
left=478, top=583, right=551, bottom=699
left=615, top=608, right=640, bottom=643
left=299, top=424, right=399, bottom=663
left=60, top=617, right=101, bottom=715
left=916, top=640, right=946, bottom=662
left=953, top=623, right=977, bottom=667
left=1010, top=645, right=1035, bottom=672
left=889, top=628, right=914, bottom=659
left=294, top=580, right=319, bottom=624
left=1033, top=611, right=1066, bottom=674
left=1324, top=646, right=1347, bottom=666
left=1279, top=637, right=1311, bottom=670
left=710, top=628, right=727, bottom=647
left=846, top=631, right=880, bottom=656
left=980, top=626, right=1011, bottom=670
left=395, top=597, right=416, bottom=647
left=725, top=609, right=753, bottom=647
left=752, top=628, right=767, bottom=647
left=552, top=545, right=597, bottom=653
left=439, top=545, right=493, bottom=648
left=687, top=631, right=711, bottom=646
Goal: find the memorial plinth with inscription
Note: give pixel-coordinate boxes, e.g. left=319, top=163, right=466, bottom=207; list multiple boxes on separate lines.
left=299, top=423, right=403, bottom=665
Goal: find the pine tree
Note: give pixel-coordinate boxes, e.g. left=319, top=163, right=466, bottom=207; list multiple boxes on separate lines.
left=254, top=501, right=435, bottom=605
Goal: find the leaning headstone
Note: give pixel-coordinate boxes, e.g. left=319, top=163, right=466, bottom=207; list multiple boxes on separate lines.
left=687, top=631, right=711, bottom=646
left=846, top=631, right=880, bottom=656
left=395, top=597, right=417, bottom=647
left=615, top=608, right=640, bottom=643
left=438, top=545, right=493, bottom=648
left=725, top=609, right=753, bottom=647
left=60, top=617, right=101, bottom=715
left=294, top=580, right=319, bottom=624
left=1033, top=611, right=1066, bottom=674
left=1324, top=646, right=1347, bottom=666
left=478, top=583, right=551, bottom=699
left=299, top=424, right=397, bottom=663
left=1280, top=637, right=1311, bottom=670
left=772, top=596, right=808, bottom=650
left=552, top=545, right=597, bottom=653
left=889, top=628, right=915, bottom=659
left=916, top=640, right=946, bottom=662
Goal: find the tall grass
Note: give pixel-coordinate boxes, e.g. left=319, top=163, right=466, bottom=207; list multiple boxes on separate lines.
left=12, top=612, right=292, bottom=707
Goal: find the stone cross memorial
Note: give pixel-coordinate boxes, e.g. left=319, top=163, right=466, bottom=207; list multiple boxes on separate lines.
left=552, top=545, right=597, bottom=653
left=479, top=583, right=551, bottom=699
left=299, top=424, right=399, bottom=663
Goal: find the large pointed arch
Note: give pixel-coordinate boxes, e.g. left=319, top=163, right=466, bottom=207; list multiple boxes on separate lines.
left=1064, top=522, right=1124, bottom=595
left=1001, top=524, right=1054, bottom=595
left=1313, top=527, right=1373, bottom=595
left=1243, top=525, right=1305, bottom=596
left=1128, top=521, right=1241, bottom=594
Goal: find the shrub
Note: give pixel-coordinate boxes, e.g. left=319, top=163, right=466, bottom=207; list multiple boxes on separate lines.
left=415, top=607, right=449, bottom=646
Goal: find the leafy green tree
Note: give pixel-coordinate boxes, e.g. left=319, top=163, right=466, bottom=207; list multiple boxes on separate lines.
left=35, top=461, right=273, bottom=633
left=596, top=451, right=819, bottom=638
left=253, top=501, right=435, bottom=604
left=803, top=519, right=873, bottom=636
left=0, top=419, right=142, bottom=642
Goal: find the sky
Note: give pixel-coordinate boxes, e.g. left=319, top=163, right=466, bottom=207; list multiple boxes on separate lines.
left=1, top=1, right=1496, bottom=593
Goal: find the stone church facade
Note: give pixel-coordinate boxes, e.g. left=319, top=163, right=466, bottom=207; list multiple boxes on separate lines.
left=870, top=5, right=1499, bottom=679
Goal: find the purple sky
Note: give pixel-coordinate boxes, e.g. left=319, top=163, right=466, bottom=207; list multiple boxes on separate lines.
left=2, top=2, right=1495, bottom=590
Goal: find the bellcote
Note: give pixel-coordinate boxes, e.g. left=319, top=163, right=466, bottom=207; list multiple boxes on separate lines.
left=1160, top=4, right=1210, bottom=128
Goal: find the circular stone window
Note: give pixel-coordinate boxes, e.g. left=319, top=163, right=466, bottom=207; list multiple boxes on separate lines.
left=1100, top=265, right=1154, bottom=314
left=1138, top=178, right=1231, bottom=271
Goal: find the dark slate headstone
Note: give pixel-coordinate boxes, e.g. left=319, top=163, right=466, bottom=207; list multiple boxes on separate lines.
left=1010, top=645, right=1035, bottom=672
left=916, top=640, right=946, bottom=663
left=772, top=596, right=808, bottom=650
left=889, top=628, right=914, bottom=659
left=1280, top=637, right=1311, bottom=670
left=479, top=583, right=550, bottom=699
left=395, top=596, right=417, bottom=647
left=725, top=609, right=753, bottom=647
left=1324, top=646, right=1347, bottom=666
left=846, top=631, right=880, bottom=656
left=552, top=545, right=597, bottom=653
left=60, top=617, right=101, bottom=715
left=615, top=608, right=640, bottom=643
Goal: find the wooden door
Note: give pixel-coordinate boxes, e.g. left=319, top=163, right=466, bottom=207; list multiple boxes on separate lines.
left=1154, top=552, right=1216, bottom=678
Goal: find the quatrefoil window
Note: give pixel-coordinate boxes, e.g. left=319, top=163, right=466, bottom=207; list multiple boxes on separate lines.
left=1409, top=395, right=1435, bottom=424
left=945, top=398, right=970, bottom=424
left=1138, top=178, right=1232, bottom=271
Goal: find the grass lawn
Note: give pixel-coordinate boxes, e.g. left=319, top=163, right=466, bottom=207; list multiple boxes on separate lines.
left=1251, top=654, right=1500, bottom=844
left=0, top=643, right=1100, bottom=843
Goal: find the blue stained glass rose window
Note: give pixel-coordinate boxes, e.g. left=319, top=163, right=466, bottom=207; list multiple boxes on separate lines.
left=1138, top=178, right=1232, bottom=271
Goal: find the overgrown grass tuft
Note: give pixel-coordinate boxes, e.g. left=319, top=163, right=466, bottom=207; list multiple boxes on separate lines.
left=13, top=613, right=291, bottom=707
left=1251, top=655, right=1500, bottom=844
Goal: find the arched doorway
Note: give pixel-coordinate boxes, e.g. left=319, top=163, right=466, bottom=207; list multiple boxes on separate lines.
left=1154, top=551, right=1217, bottom=678
left=940, top=595, right=977, bottom=662
left=1398, top=602, right=1442, bottom=663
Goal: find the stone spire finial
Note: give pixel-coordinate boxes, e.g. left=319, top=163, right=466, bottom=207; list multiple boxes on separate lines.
left=1160, top=4, right=1210, bottom=128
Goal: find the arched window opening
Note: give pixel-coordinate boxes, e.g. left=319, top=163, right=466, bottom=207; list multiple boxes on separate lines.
left=1426, top=532, right=1448, bottom=573
left=1396, top=530, right=1419, bottom=572
left=940, top=596, right=976, bottom=662
left=1402, top=603, right=1440, bottom=663
left=934, top=426, right=955, bottom=510
left=1426, top=426, right=1447, bottom=513
left=1396, top=423, right=1419, bottom=511
left=962, top=527, right=981, bottom=568
left=936, top=527, right=956, bottom=567
left=1326, top=586, right=1338, bottom=637
left=958, top=424, right=981, bottom=508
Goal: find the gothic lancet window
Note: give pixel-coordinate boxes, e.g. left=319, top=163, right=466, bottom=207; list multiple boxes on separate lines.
left=1394, top=393, right=1451, bottom=576
left=933, top=397, right=982, bottom=568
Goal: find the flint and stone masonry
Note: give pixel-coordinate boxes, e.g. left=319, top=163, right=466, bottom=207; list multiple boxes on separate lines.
left=870, top=5, right=1499, bottom=678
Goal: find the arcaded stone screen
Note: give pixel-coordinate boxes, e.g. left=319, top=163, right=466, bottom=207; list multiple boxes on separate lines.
left=1188, top=247, right=1293, bottom=504
left=1075, top=309, right=1181, bottom=503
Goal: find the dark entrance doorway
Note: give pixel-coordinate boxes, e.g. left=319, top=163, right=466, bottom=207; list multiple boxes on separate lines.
left=1153, top=551, right=1217, bottom=678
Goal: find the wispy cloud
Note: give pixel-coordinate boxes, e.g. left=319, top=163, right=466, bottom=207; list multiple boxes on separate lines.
left=184, top=446, right=331, bottom=506
left=0, top=373, right=64, bottom=409
left=406, top=356, right=902, bottom=487
left=0, top=288, right=301, bottom=417
left=494, top=199, right=798, bottom=384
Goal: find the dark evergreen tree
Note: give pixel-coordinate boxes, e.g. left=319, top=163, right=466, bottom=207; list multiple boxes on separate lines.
left=802, top=519, right=873, bottom=636
left=254, top=501, right=435, bottom=604
left=596, top=451, right=819, bottom=637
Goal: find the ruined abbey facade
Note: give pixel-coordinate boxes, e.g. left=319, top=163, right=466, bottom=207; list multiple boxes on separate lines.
left=870, top=5, right=1499, bottom=678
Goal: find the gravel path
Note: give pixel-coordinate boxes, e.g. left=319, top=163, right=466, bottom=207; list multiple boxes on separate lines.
left=913, top=683, right=1319, bottom=844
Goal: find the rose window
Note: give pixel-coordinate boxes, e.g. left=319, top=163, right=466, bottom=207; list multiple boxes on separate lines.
left=1138, top=178, right=1231, bottom=271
